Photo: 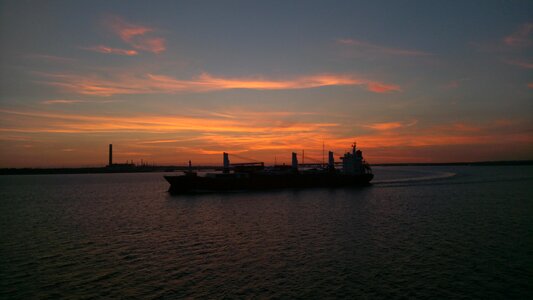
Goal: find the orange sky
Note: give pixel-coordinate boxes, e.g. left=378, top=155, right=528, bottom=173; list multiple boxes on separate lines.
left=0, top=2, right=532, bottom=167
left=1, top=108, right=531, bottom=167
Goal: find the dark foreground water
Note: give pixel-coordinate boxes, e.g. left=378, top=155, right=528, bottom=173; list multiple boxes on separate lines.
left=1, top=166, right=532, bottom=299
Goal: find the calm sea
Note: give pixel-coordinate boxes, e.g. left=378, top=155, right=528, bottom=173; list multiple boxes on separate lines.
left=1, top=166, right=532, bottom=299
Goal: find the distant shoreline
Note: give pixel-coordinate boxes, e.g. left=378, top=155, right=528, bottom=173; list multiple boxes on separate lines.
left=373, top=160, right=533, bottom=167
left=1, top=160, right=532, bottom=175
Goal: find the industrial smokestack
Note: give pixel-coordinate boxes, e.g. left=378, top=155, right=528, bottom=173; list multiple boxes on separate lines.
left=223, top=152, right=230, bottom=174
left=108, top=144, right=113, bottom=166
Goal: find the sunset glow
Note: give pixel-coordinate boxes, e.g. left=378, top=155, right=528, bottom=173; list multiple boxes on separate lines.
left=36, top=72, right=401, bottom=96
left=0, top=1, right=532, bottom=167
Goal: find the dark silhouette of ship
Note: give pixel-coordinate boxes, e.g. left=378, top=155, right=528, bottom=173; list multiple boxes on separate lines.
left=164, top=143, right=373, bottom=193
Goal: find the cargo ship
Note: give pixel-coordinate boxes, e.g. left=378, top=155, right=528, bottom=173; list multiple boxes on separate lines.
left=164, top=143, right=373, bottom=193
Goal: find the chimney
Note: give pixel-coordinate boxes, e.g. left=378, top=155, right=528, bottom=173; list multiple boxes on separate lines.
left=223, top=152, right=230, bottom=174
left=108, top=144, right=113, bottom=166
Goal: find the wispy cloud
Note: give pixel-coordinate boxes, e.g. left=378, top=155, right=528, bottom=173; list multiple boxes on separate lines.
left=364, top=120, right=418, bottom=131
left=337, top=38, right=432, bottom=56
left=0, top=108, right=341, bottom=164
left=38, top=72, right=401, bottom=96
left=364, top=122, right=404, bottom=131
left=40, top=99, right=122, bottom=105
left=504, top=59, right=533, bottom=69
left=103, top=15, right=166, bottom=54
left=471, top=24, right=532, bottom=69
left=443, top=78, right=470, bottom=89
left=1, top=108, right=531, bottom=165
left=436, top=122, right=481, bottom=132
left=331, top=120, right=532, bottom=150
left=450, top=123, right=481, bottom=132
left=0, top=109, right=338, bottom=134
left=503, top=23, right=533, bottom=47
left=83, top=45, right=138, bottom=56
left=41, top=100, right=86, bottom=105
left=26, top=54, right=77, bottom=62
left=138, top=139, right=183, bottom=144
left=366, top=82, right=401, bottom=93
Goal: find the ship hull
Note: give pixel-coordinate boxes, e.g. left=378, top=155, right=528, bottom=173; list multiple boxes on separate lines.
left=164, top=172, right=373, bottom=193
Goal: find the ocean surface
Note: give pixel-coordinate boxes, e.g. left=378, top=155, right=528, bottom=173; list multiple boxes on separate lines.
left=1, top=166, right=532, bottom=299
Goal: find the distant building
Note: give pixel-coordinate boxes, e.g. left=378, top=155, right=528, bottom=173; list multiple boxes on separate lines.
left=106, top=144, right=135, bottom=171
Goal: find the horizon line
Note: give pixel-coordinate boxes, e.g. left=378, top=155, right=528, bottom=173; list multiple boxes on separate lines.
left=1, top=159, right=532, bottom=171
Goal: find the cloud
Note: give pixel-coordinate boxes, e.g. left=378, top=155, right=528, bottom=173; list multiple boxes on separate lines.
left=83, top=45, right=138, bottom=56
left=528, top=82, right=533, bottom=89
left=443, top=78, right=470, bottom=89
left=41, top=100, right=86, bottom=105
left=1, top=108, right=531, bottom=165
left=103, top=15, right=166, bottom=54
left=139, top=139, right=182, bottom=144
left=337, top=38, right=432, bottom=56
left=504, top=59, right=533, bottom=69
left=364, top=122, right=403, bottom=131
left=449, top=123, right=481, bottom=132
left=330, top=120, right=532, bottom=151
left=26, top=54, right=77, bottom=62
left=366, top=82, right=402, bottom=93
left=40, top=99, right=122, bottom=105
left=0, top=109, right=338, bottom=134
left=471, top=23, right=533, bottom=53
left=364, top=120, right=418, bottom=131
left=38, top=72, right=401, bottom=96
left=130, top=37, right=165, bottom=54
left=503, top=23, right=533, bottom=47
left=0, top=108, right=342, bottom=164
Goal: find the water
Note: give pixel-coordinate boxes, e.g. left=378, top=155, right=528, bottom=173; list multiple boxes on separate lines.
left=1, top=166, right=532, bottom=299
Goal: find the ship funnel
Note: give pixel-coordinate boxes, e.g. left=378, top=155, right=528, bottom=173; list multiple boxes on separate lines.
left=328, top=151, right=335, bottom=170
left=291, top=152, right=298, bottom=171
left=223, top=152, right=230, bottom=174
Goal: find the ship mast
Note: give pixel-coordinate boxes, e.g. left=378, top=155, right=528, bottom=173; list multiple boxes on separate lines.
left=322, top=141, right=325, bottom=166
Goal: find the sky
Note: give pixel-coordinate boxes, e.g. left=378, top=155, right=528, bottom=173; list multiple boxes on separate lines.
left=0, top=0, right=532, bottom=167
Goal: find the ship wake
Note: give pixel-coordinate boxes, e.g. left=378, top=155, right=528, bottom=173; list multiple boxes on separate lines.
left=372, top=170, right=457, bottom=185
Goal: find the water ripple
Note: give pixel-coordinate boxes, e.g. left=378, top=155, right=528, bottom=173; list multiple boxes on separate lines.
left=0, top=166, right=532, bottom=298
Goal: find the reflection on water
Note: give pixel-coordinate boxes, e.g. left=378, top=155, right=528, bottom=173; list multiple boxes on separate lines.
left=0, top=166, right=532, bottom=298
